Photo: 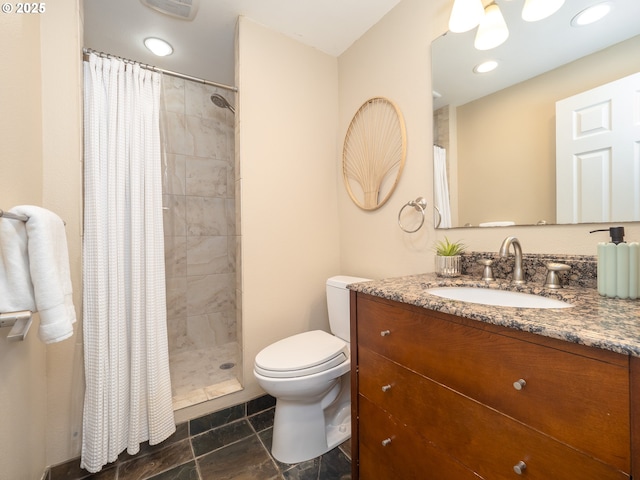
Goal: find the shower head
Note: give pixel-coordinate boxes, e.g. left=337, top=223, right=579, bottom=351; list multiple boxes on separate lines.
left=211, top=94, right=235, bottom=114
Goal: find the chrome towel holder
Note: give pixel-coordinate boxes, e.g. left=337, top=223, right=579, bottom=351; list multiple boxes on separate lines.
left=0, top=311, right=33, bottom=342
left=398, top=197, right=427, bottom=233
left=0, top=209, right=28, bottom=222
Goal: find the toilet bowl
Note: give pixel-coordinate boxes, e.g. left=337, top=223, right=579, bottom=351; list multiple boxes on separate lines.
left=253, top=275, right=369, bottom=464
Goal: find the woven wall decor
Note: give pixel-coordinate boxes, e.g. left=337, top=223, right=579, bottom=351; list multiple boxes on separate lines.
left=342, top=97, right=407, bottom=211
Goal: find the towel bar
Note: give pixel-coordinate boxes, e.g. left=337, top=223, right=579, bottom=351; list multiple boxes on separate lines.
left=0, top=311, right=33, bottom=341
left=0, top=209, right=28, bottom=222
left=0, top=208, right=65, bottom=225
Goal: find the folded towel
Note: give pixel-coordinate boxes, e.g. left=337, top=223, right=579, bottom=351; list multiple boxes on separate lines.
left=479, top=221, right=516, bottom=227
left=0, top=206, right=76, bottom=343
left=0, top=212, right=35, bottom=313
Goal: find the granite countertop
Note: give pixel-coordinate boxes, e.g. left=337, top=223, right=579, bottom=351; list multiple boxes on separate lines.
left=348, top=273, right=640, bottom=357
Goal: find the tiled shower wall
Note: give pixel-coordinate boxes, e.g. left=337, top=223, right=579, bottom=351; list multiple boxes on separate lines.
left=160, top=75, right=240, bottom=406
left=433, top=105, right=450, bottom=152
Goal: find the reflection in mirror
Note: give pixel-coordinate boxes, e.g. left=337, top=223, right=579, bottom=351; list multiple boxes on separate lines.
left=432, top=0, right=640, bottom=229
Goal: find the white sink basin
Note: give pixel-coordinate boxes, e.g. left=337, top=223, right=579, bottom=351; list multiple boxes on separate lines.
left=426, top=286, right=573, bottom=309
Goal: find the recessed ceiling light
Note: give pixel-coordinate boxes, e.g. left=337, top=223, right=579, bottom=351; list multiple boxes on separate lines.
left=571, top=2, right=612, bottom=26
left=474, top=60, right=498, bottom=73
left=144, top=37, right=173, bottom=56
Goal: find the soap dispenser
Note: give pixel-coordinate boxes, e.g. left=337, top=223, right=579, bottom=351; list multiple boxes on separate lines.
left=590, top=227, right=632, bottom=299
left=630, top=241, right=639, bottom=300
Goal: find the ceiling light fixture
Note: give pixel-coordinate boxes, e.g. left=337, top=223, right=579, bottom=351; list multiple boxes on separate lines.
left=474, top=4, right=509, bottom=51
left=144, top=37, right=173, bottom=56
left=448, top=0, right=485, bottom=33
left=571, top=2, right=612, bottom=27
left=474, top=60, right=499, bottom=73
left=521, top=0, right=565, bottom=22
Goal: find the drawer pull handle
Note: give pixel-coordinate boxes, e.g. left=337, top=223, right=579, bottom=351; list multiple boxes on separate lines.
left=513, top=461, right=527, bottom=475
left=513, top=379, right=527, bottom=391
left=381, top=384, right=392, bottom=392
left=381, top=438, right=392, bottom=447
left=380, top=330, right=391, bottom=337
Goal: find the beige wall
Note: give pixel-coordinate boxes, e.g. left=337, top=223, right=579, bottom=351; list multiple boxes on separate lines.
left=237, top=14, right=341, bottom=397
left=175, top=16, right=343, bottom=422
left=338, top=0, right=443, bottom=278
left=457, top=35, right=640, bottom=226
left=0, top=10, right=47, bottom=480
left=338, top=0, right=640, bottom=273
left=0, top=1, right=83, bottom=478
left=40, top=0, right=84, bottom=467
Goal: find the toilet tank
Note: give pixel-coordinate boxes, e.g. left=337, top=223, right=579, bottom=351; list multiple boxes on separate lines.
left=326, top=275, right=370, bottom=342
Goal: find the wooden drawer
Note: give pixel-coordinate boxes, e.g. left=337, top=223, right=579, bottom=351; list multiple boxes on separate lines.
left=358, top=395, right=482, bottom=480
left=358, top=346, right=629, bottom=480
left=356, top=295, right=630, bottom=471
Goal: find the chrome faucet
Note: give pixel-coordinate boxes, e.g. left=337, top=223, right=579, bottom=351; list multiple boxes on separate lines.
left=499, top=236, right=525, bottom=284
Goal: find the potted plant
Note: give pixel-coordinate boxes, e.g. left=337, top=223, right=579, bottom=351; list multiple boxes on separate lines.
left=434, top=237, right=466, bottom=277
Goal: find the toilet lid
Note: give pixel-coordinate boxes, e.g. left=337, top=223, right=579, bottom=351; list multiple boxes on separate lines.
left=255, top=330, right=349, bottom=378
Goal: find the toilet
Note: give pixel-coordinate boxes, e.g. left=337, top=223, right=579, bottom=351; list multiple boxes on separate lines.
left=253, top=275, right=370, bottom=464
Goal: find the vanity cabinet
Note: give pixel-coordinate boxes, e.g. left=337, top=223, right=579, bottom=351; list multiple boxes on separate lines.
left=350, top=292, right=633, bottom=479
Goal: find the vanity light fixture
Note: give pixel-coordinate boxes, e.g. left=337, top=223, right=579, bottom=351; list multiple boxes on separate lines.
left=474, top=3, right=509, bottom=51
left=143, top=37, right=173, bottom=57
left=448, top=0, right=485, bottom=33
left=449, top=0, right=566, bottom=52
left=521, top=0, right=565, bottom=22
left=571, top=2, right=612, bottom=27
left=474, top=60, right=498, bottom=73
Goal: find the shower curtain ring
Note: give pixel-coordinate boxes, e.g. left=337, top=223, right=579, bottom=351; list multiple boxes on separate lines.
left=398, top=197, right=427, bottom=233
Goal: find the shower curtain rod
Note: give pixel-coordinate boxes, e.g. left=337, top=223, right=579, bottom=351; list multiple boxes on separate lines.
left=82, top=48, right=238, bottom=93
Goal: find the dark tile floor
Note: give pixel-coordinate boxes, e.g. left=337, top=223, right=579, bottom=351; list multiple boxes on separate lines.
left=48, top=395, right=352, bottom=480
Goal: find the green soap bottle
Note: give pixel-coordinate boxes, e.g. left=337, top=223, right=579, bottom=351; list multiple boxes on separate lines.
left=616, top=242, right=630, bottom=299
left=630, top=243, right=639, bottom=300
left=597, top=242, right=607, bottom=296
left=590, top=227, right=626, bottom=298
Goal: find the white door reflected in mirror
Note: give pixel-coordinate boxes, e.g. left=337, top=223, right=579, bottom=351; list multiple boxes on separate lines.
left=556, top=72, right=640, bottom=224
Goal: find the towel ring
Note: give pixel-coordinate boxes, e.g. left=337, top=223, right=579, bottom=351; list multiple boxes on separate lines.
left=398, top=197, right=427, bottom=233
left=434, top=205, right=442, bottom=229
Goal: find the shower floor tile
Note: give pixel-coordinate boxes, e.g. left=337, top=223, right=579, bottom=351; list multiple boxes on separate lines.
left=170, top=342, right=241, bottom=410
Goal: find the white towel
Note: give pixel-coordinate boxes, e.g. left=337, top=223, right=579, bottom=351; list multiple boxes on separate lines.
left=479, top=221, right=516, bottom=227
left=0, top=205, right=75, bottom=343
left=0, top=211, right=34, bottom=314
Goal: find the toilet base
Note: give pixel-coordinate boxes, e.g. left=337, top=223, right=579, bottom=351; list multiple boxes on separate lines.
left=325, top=406, right=351, bottom=451
left=270, top=374, right=351, bottom=464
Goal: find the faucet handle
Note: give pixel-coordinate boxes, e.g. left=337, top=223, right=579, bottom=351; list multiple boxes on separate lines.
left=544, top=262, right=571, bottom=289
left=478, top=258, right=495, bottom=281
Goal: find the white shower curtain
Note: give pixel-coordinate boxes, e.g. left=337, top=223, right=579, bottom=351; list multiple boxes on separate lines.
left=433, top=145, right=452, bottom=229
left=81, top=52, right=175, bottom=473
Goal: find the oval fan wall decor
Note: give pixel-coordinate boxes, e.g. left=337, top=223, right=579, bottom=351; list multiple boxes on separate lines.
left=342, top=97, right=407, bottom=210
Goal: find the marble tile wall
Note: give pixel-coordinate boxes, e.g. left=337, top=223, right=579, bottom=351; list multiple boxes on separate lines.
left=433, top=105, right=450, bottom=151
left=160, top=76, right=239, bottom=370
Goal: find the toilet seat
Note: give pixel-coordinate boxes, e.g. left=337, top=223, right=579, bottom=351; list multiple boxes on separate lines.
left=254, top=330, right=349, bottom=378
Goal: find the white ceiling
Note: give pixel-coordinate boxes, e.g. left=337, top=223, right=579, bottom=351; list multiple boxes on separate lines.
left=83, top=0, right=402, bottom=89
left=432, top=0, right=640, bottom=109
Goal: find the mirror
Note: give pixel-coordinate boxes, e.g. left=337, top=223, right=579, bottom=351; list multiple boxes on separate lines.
left=432, top=0, right=640, bottom=228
